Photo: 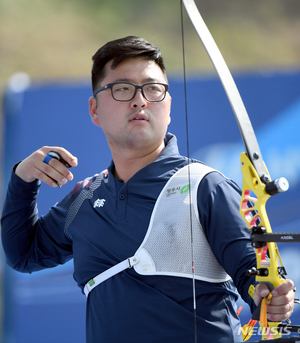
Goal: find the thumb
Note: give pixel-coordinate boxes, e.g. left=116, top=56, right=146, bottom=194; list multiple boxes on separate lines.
left=257, top=284, right=270, bottom=298
left=254, top=284, right=270, bottom=306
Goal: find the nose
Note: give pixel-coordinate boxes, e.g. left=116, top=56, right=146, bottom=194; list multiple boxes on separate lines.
left=130, top=89, right=147, bottom=108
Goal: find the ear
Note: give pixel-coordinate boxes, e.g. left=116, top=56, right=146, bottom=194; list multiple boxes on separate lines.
left=168, top=94, right=172, bottom=125
left=89, top=97, right=101, bottom=127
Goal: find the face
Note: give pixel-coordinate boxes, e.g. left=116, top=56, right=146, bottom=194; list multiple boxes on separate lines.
left=89, top=58, right=171, bottom=155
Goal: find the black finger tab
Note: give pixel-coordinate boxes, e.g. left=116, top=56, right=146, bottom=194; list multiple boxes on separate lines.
left=47, top=151, right=72, bottom=168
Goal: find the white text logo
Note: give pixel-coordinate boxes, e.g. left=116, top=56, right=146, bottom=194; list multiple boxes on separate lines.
left=93, top=198, right=106, bottom=208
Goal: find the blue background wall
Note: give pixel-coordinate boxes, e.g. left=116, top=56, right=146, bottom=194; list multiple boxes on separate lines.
left=1, top=70, right=300, bottom=342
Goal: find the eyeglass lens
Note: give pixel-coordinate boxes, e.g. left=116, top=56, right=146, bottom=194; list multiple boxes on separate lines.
left=112, top=83, right=167, bottom=102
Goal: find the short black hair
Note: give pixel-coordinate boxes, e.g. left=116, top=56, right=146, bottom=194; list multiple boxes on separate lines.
left=91, top=36, right=167, bottom=94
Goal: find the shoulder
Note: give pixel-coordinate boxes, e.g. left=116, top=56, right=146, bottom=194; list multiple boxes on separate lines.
left=198, top=168, right=242, bottom=198
left=196, top=167, right=242, bottom=225
left=71, top=169, right=109, bottom=196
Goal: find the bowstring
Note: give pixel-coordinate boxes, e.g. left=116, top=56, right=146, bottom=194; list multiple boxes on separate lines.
left=180, top=1, right=198, bottom=342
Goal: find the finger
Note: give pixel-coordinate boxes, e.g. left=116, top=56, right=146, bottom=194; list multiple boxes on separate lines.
left=267, top=301, right=294, bottom=322
left=45, top=156, right=74, bottom=181
left=253, top=283, right=269, bottom=306
left=268, top=301, right=294, bottom=314
left=46, top=151, right=72, bottom=168
left=270, top=289, right=294, bottom=306
left=39, top=159, right=72, bottom=187
left=256, top=283, right=270, bottom=298
left=33, top=163, right=61, bottom=187
left=41, top=147, right=77, bottom=187
left=45, top=147, right=78, bottom=167
left=271, top=279, right=294, bottom=297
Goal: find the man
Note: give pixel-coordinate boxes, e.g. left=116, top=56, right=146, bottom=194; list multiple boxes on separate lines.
left=1, top=36, right=295, bottom=342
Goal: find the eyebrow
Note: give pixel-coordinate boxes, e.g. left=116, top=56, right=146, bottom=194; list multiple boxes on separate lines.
left=112, top=77, right=161, bottom=84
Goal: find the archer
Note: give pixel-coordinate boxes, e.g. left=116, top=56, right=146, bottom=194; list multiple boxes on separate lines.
left=1, top=36, right=294, bottom=343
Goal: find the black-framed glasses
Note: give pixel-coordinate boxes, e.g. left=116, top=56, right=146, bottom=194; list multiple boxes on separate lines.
left=94, top=82, right=169, bottom=102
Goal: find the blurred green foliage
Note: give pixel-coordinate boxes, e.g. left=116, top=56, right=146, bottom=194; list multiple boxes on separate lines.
left=0, top=0, right=299, bottom=86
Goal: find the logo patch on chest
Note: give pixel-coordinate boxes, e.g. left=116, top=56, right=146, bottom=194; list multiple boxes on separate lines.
left=93, top=198, right=106, bottom=208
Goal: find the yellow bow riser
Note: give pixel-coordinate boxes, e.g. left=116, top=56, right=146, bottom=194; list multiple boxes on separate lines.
left=240, top=152, right=286, bottom=340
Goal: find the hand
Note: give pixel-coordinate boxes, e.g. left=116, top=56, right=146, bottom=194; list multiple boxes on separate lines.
left=15, top=146, right=78, bottom=187
left=254, top=279, right=295, bottom=322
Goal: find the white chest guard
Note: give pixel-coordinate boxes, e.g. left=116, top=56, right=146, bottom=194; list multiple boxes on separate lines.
left=84, top=163, right=231, bottom=297
left=134, top=162, right=230, bottom=282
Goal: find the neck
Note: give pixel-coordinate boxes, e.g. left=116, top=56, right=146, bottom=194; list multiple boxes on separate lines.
left=111, top=141, right=165, bottom=183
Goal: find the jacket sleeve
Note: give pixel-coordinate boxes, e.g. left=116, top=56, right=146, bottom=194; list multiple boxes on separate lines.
left=198, top=171, right=257, bottom=311
left=1, top=170, right=73, bottom=273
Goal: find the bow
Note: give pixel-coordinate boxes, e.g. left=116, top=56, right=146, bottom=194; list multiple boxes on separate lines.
left=181, top=0, right=298, bottom=341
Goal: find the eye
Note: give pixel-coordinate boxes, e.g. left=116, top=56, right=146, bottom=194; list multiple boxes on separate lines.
left=114, top=85, right=130, bottom=92
left=145, top=84, right=163, bottom=93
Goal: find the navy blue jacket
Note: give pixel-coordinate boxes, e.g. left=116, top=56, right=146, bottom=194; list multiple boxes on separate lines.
left=1, top=134, right=256, bottom=342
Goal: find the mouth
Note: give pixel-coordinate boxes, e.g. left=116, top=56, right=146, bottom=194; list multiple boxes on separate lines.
left=129, top=112, right=148, bottom=122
